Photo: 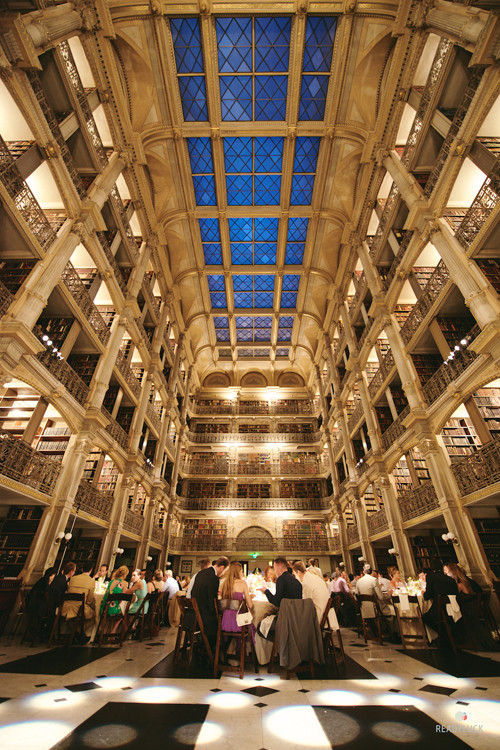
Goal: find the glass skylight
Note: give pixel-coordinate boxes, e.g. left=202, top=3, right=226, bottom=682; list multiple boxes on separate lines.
left=281, top=274, right=300, bottom=307
left=278, top=315, right=294, bottom=341
left=224, top=137, right=283, bottom=205
left=187, top=138, right=216, bottom=205
left=285, top=217, right=309, bottom=264
left=200, top=218, right=222, bottom=264
left=170, top=17, right=208, bottom=121
left=235, top=316, right=273, bottom=342
left=291, top=136, right=320, bottom=205
left=216, top=17, right=291, bottom=121
left=229, top=217, right=278, bottom=264
left=207, top=274, right=227, bottom=308
left=233, top=274, right=275, bottom=308
left=214, top=316, right=230, bottom=341
left=299, top=16, right=337, bottom=120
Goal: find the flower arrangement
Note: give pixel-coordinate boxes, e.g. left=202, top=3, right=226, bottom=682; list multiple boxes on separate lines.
left=246, top=572, right=265, bottom=595
left=402, top=577, right=424, bottom=595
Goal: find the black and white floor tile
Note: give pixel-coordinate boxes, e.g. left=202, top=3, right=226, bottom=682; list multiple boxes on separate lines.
left=0, top=628, right=498, bottom=749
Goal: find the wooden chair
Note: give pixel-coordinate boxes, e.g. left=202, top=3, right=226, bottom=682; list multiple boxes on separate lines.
left=0, top=579, right=22, bottom=637
left=319, top=597, right=345, bottom=666
left=392, top=595, right=429, bottom=651
left=48, top=593, right=86, bottom=647
left=357, top=594, right=385, bottom=644
left=125, top=592, right=156, bottom=642
left=144, top=591, right=163, bottom=639
left=213, top=603, right=258, bottom=679
left=173, top=597, right=214, bottom=672
left=98, top=593, right=133, bottom=647
left=267, top=599, right=323, bottom=679
left=436, top=594, right=461, bottom=654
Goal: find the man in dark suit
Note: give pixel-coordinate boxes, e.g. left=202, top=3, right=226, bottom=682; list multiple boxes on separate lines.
left=259, top=557, right=302, bottom=606
left=422, top=568, right=459, bottom=638
left=47, top=561, right=76, bottom=634
left=190, top=556, right=229, bottom=647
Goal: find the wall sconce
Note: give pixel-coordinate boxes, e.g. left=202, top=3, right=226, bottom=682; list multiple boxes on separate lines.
left=165, top=561, right=171, bottom=567
left=357, top=556, right=365, bottom=562
left=339, top=561, right=345, bottom=567
left=115, top=547, right=124, bottom=555
left=55, top=531, right=65, bottom=544
left=388, top=547, right=399, bottom=556
left=441, top=531, right=459, bottom=545
left=145, top=555, right=152, bottom=562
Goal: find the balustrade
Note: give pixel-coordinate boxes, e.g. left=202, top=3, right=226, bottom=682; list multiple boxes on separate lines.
left=346, top=526, right=359, bottom=545
left=169, top=535, right=329, bottom=552
left=36, top=348, right=89, bottom=405
left=347, top=402, right=364, bottom=433
left=123, top=508, right=144, bottom=535
left=109, top=186, right=140, bottom=261
left=151, top=525, right=164, bottom=544
left=381, top=409, right=408, bottom=452
left=0, top=280, right=14, bottom=316
left=75, top=480, right=113, bottom=521
left=367, top=508, right=388, bottom=535
left=399, top=261, right=450, bottom=345
left=0, top=432, right=61, bottom=495
left=357, top=317, right=374, bottom=350
left=181, top=459, right=325, bottom=476
left=178, top=496, right=329, bottom=512
left=452, top=438, right=500, bottom=497
left=142, top=276, right=161, bottom=317
left=399, top=481, right=439, bottom=522
left=383, top=230, right=414, bottom=290
left=349, top=274, right=366, bottom=313
left=95, top=231, right=128, bottom=295
left=368, top=182, right=400, bottom=260
left=115, top=349, right=141, bottom=399
left=61, top=263, right=110, bottom=345
left=368, top=351, right=395, bottom=398
left=188, top=399, right=318, bottom=416
left=187, top=431, right=321, bottom=444
left=101, top=406, right=129, bottom=450
left=455, top=160, right=500, bottom=251
left=422, top=331, right=480, bottom=406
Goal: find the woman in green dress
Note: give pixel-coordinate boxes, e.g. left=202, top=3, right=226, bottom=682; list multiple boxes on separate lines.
left=100, top=565, right=129, bottom=616
left=125, top=568, right=148, bottom=614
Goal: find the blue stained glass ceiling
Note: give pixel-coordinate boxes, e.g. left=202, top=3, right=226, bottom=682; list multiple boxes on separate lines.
left=216, top=17, right=291, bottom=121
left=229, top=217, right=278, bottom=264
left=207, top=274, right=227, bottom=308
left=188, top=138, right=216, bottom=205
left=286, top=217, right=309, bottom=264
left=281, top=274, right=300, bottom=308
left=291, top=136, right=320, bottom=205
left=235, top=316, right=273, bottom=342
left=233, top=274, right=275, bottom=308
left=224, top=137, right=283, bottom=205
left=200, top=218, right=222, bottom=264
left=170, top=17, right=208, bottom=121
left=300, top=16, right=337, bottom=120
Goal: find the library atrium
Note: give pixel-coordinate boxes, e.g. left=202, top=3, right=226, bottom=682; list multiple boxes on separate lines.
left=0, top=1, right=499, bottom=749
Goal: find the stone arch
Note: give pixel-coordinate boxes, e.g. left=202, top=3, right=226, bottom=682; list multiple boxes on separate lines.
left=203, top=371, right=231, bottom=387
left=277, top=371, right=305, bottom=387
left=236, top=526, right=274, bottom=550
left=240, top=371, right=267, bottom=387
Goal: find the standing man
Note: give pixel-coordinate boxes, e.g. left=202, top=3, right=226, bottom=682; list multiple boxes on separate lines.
left=186, top=557, right=212, bottom=598
left=190, top=556, right=229, bottom=647
left=162, top=570, right=181, bottom=626
left=48, top=562, right=76, bottom=633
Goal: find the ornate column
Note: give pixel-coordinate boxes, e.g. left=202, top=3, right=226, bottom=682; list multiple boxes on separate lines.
left=424, top=1, right=493, bottom=51
left=376, top=475, right=416, bottom=578
left=136, top=491, right=156, bottom=568
left=87, top=315, right=127, bottom=410
left=333, top=505, right=352, bottom=574
left=353, top=496, right=375, bottom=566
left=129, top=371, right=155, bottom=454
left=383, top=316, right=427, bottom=413
left=169, top=365, right=193, bottom=501
left=168, top=332, right=185, bottom=400
left=354, top=369, right=382, bottom=454
left=98, top=473, right=134, bottom=572
left=382, top=151, right=423, bottom=210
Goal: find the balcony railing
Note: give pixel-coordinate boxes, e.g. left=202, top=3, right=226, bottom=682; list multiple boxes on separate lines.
left=109, top=186, right=140, bottom=262
left=36, top=349, right=89, bottom=406
left=181, top=459, right=326, bottom=476
left=188, top=399, right=319, bottom=416
left=101, top=406, right=129, bottom=451
left=123, top=508, right=144, bottom=535
left=455, top=160, right=500, bottom=251
left=399, top=481, right=439, bottom=522
left=422, top=331, right=480, bottom=407
left=75, top=480, right=113, bottom=521
left=169, top=535, right=330, bottom=553
left=357, top=317, right=375, bottom=351
left=381, top=406, right=409, bottom=452
left=146, top=401, right=162, bottom=434
left=142, top=276, right=161, bottom=317
left=368, top=182, right=400, bottom=261
left=349, top=274, right=366, bottom=313
left=383, top=230, right=414, bottom=290
left=115, top=349, right=141, bottom=399
left=95, top=231, right=128, bottom=295
left=0, top=433, right=61, bottom=495
left=0, top=279, right=14, bottom=316
left=187, top=431, right=321, bottom=444
left=178, top=496, right=330, bottom=512
left=451, top=439, right=500, bottom=497
left=151, top=525, right=164, bottom=544
left=346, top=526, right=359, bottom=545
left=367, top=508, right=388, bottom=535
left=61, top=263, right=110, bottom=345
left=368, top=351, right=395, bottom=398
left=347, top=402, right=364, bottom=433
left=400, top=261, right=450, bottom=345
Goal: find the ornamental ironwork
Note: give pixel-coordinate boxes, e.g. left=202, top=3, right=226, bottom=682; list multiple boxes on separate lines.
left=36, top=349, right=89, bottom=405
left=95, top=231, right=128, bottom=295
left=399, top=481, right=439, bottom=521
left=452, top=438, right=500, bottom=497
left=123, top=508, right=144, bottom=534
left=115, top=349, right=141, bottom=398
left=61, top=263, right=110, bottom=345
left=400, top=261, right=450, bottom=345
left=0, top=432, right=61, bottom=495
left=367, top=508, right=388, bottom=534
left=422, top=329, right=480, bottom=406
left=455, top=160, right=500, bottom=251
left=75, top=480, right=113, bottom=521
left=187, top=431, right=321, bottom=444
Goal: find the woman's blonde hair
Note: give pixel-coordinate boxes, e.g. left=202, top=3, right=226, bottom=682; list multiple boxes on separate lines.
left=112, top=565, right=129, bottom=580
left=263, top=565, right=276, bottom=582
left=220, top=561, right=243, bottom=600
left=445, top=562, right=473, bottom=592
left=154, top=569, right=163, bottom=581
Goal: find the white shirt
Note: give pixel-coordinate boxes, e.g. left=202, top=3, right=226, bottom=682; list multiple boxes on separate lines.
left=301, top=571, right=339, bottom=630
left=162, top=577, right=180, bottom=600
left=185, top=572, right=197, bottom=598
left=356, top=573, right=392, bottom=617
left=378, top=576, right=391, bottom=593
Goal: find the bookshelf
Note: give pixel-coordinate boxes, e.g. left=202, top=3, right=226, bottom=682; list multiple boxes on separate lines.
left=75, top=268, right=98, bottom=289
left=6, top=140, right=35, bottom=158
left=69, top=538, right=101, bottom=569
left=116, top=405, right=135, bottom=433
left=237, top=484, right=271, bottom=498
left=182, top=518, right=227, bottom=539
left=0, top=260, right=37, bottom=292
left=476, top=137, right=500, bottom=156
left=35, top=425, right=71, bottom=455
left=443, top=208, right=468, bottom=232
left=240, top=401, right=268, bottom=415
left=83, top=450, right=101, bottom=482
left=476, top=259, right=500, bottom=294
left=238, top=453, right=271, bottom=473
left=66, top=353, right=100, bottom=386
left=282, top=519, right=326, bottom=549
left=392, top=455, right=413, bottom=495
left=411, top=353, right=443, bottom=384
left=103, top=385, right=120, bottom=413
left=410, top=534, right=457, bottom=570
left=96, top=306, right=115, bottom=328
left=187, top=481, right=228, bottom=498
left=389, top=386, right=409, bottom=415
left=410, top=447, right=430, bottom=483
left=97, top=458, right=119, bottom=495
left=472, top=387, right=500, bottom=437
left=277, top=423, right=314, bottom=434
left=436, top=316, right=475, bottom=348
left=472, top=517, right=500, bottom=577
left=441, top=417, right=481, bottom=459
left=0, top=389, right=40, bottom=438
left=193, top=423, right=229, bottom=434
left=37, top=317, right=73, bottom=348
left=375, top=405, right=393, bottom=435
left=0, top=505, right=43, bottom=576
left=280, top=481, right=321, bottom=498
left=413, top=267, right=435, bottom=289
left=239, top=424, right=270, bottom=434
left=394, top=304, right=413, bottom=325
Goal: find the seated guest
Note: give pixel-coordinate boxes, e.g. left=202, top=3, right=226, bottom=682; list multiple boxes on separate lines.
left=25, top=566, right=56, bottom=642
left=186, top=558, right=212, bottom=598
left=181, top=576, right=191, bottom=590
left=219, top=561, right=255, bottom=641
left=263, top=565, right=277, bottom=584
left=259, top=557, right=302, bottom=606
left=152, top=569, right=164, bottom=591
left=378, top=571, right=392, bottom=594
left=443, top=562, right=481, bottom=594
left=124, top=568, right=148, bottom=615
left=356, top=564, right=393, bottom=617
left=421, top=568, right=459, bottom=639
left=292, top=561, right=338, bottom=630
left=330, top=571, right=356, bottom=627
left=144, top=570, right=155, bottom=595
left=61, top=563, right=96, bottom=642
left=100, top=565, right=129, bottom=616
left=48, top=562, right=76, bottom=631
left=306, top=557, right=323, bottom=578
left=191, top=556, right=230, bottom=648
left=94, top=564, right=110, bottom=582
left=387, top=566, right=403, bottom=591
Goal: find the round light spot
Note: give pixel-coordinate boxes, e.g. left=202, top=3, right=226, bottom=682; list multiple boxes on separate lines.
left=174, top=721, right=223, bottom=745
left=315, top=690, right=366, bottom=706
left=372, top=721, right=421, bottom=743
left=0, top=720, right=73, bottom=746
left=82, top=724, right=138, bottom=748
left=130, top=686, right=181, bottom=702
left=207, top=691, right=253, bottom=709
left=264, top=706, right=329, bottom=747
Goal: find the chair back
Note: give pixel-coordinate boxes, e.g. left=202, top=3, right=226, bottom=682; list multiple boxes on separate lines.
left=357, top=593, right=382, bottom=619
left=104, top=592, right=133, bottom=618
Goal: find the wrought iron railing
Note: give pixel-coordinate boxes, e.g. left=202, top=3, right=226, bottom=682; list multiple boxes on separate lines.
left=187, top=431, right=321, bottom=444
left=181, top=459, right=326, bottom=477
left=151, top=525, right=164, bottom=544
left=75, top=480, right=113, bottom=521
left=452, top=439, right=500, bottom=497
left=36, top=349, right=89, bottom=405
left=101, top=406, right=129, bottom=450
left=383, top=230, right=414, bottom=290
left=115, top=349, right=141, bottom=399
left=400, top=261, right=450, bottom=345
left=0, top=432, right=61, bottom=495
left=368, top=182, right=400, bottom=261
left=178, top=496, right=330, bottom=512
left=368, top=351, right=395, bottom=398
left=95, top=231, right=128, bottom=295
left=109, top=186, right=140, bottom=261
left=422, top=330, right=480, bottom=407
left=61, top=263, right=110, bottom=345
left=381, top=407, right=409, bottom=452
left=189, top=399, right=319, bottom=416
left=123, top=508, right=144, bottom=535
left=399, top=481, right=439, bottom=522
left=347, top=402, right=364, bottom=433
left=142, top=275, right=161, bottom=317
left=367, top=508, right=388, bottom=535
left=169, top=535, right=329, bottom=553
left=146, top=401, right=162, bottom=434
left=455, top=160, right=500, bottom=251
left=346, top=526, right=359, bottom=545
left=349, top=274, right=366, bottom=312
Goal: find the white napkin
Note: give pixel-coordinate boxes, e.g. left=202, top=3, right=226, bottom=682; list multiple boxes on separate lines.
left=259, top=614, right=276, bottom=638
left=446, top=594, right=462, bottom=622
left=398, top=593, right=410, bottom=613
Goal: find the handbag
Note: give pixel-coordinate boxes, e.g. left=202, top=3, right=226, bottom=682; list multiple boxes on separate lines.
left=236, top=599, right=253, bottom=627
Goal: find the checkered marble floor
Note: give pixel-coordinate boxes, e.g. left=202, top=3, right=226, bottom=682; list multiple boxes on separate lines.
left=0, top=628, right=498, bottom=749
